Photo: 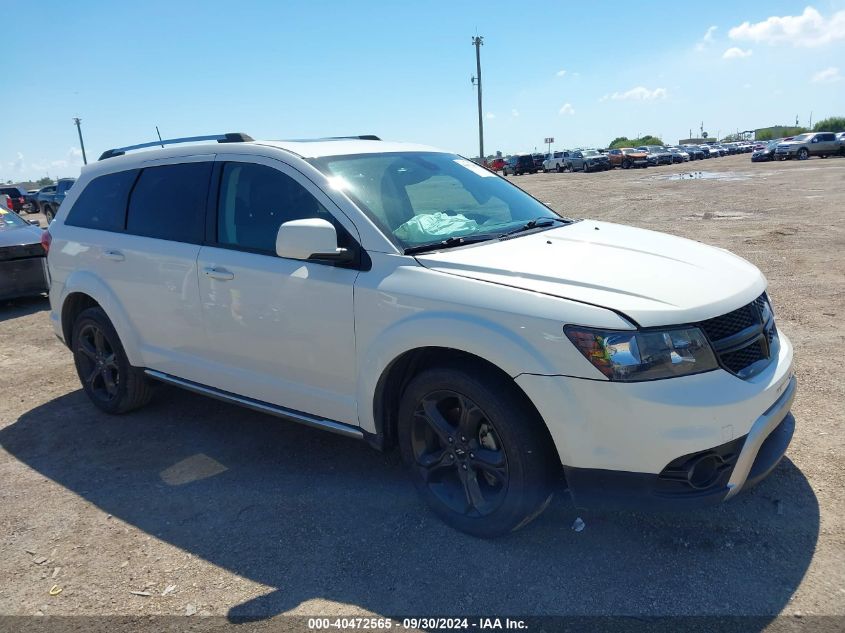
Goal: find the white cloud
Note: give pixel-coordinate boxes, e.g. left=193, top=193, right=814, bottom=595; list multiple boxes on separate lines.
left=723, top=46, right=753, bottom=59
left=728, top=6, right=845, bottom=47
left=556, top=69, right=567, bottom=77
left=485, top=112, right=496, bottom=120
left=558, top=103, right=575, bottom=115
left=811, top=66, right=842, bottom=83
left=5, top=147, right=84, bottom=180
left=600, top=86, right=668, bottom=102
left=511, top=109, right=520, bottom=117
left=695, top=25, right=718, bottom=50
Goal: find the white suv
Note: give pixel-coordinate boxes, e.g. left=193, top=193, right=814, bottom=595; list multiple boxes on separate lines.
left=46, top=133, right=796, bottom=537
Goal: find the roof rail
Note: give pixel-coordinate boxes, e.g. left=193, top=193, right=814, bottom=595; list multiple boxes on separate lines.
left=283, top=135, right=381, bottom=143
left=98, top=132, right=254, bottom=161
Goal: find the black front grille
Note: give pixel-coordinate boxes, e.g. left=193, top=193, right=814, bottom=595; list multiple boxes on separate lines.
left=698, top=303, right=757, bottom=341
left=721, top=340, right=767, bottom=373
left=695, top=293, right=776, bottom=378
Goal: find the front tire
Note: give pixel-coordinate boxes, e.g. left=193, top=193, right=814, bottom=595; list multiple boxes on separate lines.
left=398, top=364, right=558, bottom=538
left=72, top=307, right=153, bottom=414
left=43, top=204, right=54, bottom=222
left=798, top=148, right=809, bottom=160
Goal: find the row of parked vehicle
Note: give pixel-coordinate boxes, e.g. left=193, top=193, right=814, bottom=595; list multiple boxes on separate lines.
left=0, top=178, right=76, bottom=222
left=489, top=141, right=756, bottom=175
left=750, top=131, right=845, bottom=162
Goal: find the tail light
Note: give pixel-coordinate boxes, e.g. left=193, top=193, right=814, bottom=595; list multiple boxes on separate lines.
left=41, top=229, right=52, bottom=253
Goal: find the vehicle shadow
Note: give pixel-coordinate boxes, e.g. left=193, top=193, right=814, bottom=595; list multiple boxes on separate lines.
left=0, top=295, right=49, bottom=322
left=0, top=388, right=818, bottom=625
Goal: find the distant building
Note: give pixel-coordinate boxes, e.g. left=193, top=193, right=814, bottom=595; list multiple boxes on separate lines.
left=754, top=126, right=806, bottom=140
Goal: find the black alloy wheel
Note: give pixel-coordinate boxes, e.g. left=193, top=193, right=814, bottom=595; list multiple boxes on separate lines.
left=75, top=322, right=120, bottom=404
left=409, top=390, right=509, bottom=518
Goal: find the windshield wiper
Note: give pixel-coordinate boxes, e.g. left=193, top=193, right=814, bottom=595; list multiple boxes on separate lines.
left=404, top=235, right=493, bottom=255
left=499, top=216, right=570, bottom=239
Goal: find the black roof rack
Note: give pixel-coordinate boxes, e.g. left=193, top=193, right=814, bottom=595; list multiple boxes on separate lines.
left=98, top=132, right=254, bottom=161
left=282, top=135, right=381, bottom=143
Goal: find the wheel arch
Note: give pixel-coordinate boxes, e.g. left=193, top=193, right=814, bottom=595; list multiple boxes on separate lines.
left=369, top=346, right=557, bottom=465
left=58, top=272, right=143, bottom=365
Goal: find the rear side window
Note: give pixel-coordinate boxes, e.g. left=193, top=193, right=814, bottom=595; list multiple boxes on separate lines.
left=65, top=170, right=138, bottom=232
left=217, top=162, right=335, bottom=254
left=126, top=162, right=211, bottom=244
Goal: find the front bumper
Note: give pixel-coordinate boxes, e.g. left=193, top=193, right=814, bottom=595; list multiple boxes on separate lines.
left=0, top=257, right=49, bottom=301
left=516, top=331, right=796, bottom=510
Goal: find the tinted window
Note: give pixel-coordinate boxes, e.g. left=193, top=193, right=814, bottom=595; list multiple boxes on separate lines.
left=65, top=170, right=138, bottom=232
left=217, top=162, right=334, bottom=253
left=126, top=162, right=211, bottom=243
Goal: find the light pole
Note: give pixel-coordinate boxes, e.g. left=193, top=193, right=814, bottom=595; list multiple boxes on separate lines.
left=471, top=36, right=484, bottom=161
left=73, top=117, right=88, bottom=165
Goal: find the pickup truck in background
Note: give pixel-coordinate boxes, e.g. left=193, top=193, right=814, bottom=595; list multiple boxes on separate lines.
left=37, top=179, right=75, bottom=222
left=775, top=132, right=842, bottom=160
left=542, top=151, right=570, bottom=172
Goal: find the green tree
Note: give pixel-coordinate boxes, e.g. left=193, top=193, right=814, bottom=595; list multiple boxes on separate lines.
left=813, top=116, right=845, bottom=132
left=608, top=136, right=630, bottom=148
left=608, top=135, right=664, bottom=149
left=36, top=177, right=54, bottom=187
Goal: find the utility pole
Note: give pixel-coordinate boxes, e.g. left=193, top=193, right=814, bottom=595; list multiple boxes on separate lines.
left=471, top=36, right=484, bottom=161
left=73, top=117, right=88, bottom=165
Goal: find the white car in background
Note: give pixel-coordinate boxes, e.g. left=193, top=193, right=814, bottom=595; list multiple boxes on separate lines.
left=45, top=133, right=796, bottom=537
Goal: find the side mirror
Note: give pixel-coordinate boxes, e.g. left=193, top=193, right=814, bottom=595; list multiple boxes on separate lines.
left=275, top=218, right=354, bottom=264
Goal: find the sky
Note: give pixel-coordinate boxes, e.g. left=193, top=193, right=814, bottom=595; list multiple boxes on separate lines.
left=2, top=1, right=844, bottom=182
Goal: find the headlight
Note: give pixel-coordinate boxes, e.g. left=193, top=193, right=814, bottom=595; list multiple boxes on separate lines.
left=564, top=326, right=718, bottom=381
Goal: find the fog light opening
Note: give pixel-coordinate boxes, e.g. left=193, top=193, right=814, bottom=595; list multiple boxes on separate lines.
left=687, top=454, right=724, bottom=489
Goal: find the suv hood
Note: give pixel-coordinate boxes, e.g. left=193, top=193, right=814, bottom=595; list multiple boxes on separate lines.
left=415, top=220, right=766, bottom=327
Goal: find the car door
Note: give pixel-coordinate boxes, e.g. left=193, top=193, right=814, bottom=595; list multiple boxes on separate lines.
left=820, top=133, right=837, bottom=154
left=571, top=151, right=584, bottom=171
left=194, top=155, right=360, bottom=426
left=103, top=157, right=212, bottom=376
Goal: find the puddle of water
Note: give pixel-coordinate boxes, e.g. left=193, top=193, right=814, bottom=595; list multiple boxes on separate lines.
left=654, top=171, right=750, bottom=181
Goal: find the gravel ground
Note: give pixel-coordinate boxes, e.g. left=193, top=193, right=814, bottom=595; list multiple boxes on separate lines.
left=0, top=154, right=843, bottom=628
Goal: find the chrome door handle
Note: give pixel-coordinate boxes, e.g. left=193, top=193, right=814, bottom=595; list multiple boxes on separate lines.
left=102, top=249, right=125, bottom=262
left=203, top=266, right=234, bottom=281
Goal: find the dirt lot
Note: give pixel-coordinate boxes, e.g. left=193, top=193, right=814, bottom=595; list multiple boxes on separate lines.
left=1, top=154, right=843, bottom=628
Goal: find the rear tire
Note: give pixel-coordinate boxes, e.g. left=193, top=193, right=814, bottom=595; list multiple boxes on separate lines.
left=398, top=364, right=558, bottom=538
left=72, top=307, right=153, bottom=414
left=556, top=164, right=563, bottom=173
left=43, top=204, right=54, bottom=222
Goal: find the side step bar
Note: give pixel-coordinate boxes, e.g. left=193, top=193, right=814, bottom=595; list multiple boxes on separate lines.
left=144, top=369, right=364, bottom=440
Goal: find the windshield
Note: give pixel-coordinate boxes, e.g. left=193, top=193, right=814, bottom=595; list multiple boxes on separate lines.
left=582, top=150, right=599, bottom=157
left=0, top=206, right=28, bottom=230
left=310, top=152, right=566, bottom=249
left=791, top=134, right=812, bottom=142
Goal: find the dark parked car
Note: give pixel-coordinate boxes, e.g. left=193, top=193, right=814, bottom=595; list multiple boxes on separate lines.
left=531, top=153, right=545, bottom=171
left=751, top=140, right=779, bottom=162
left=37, top=178, right=75, bottom=222
left=682, top=145, right=705, bottom=160
left=0, top=186, right=28, bottom=213
left=0, top=203, right=48, bottom=301
left=638, top=146, right=672, bottom=166
left=502, top=154, right=537, bottom=176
